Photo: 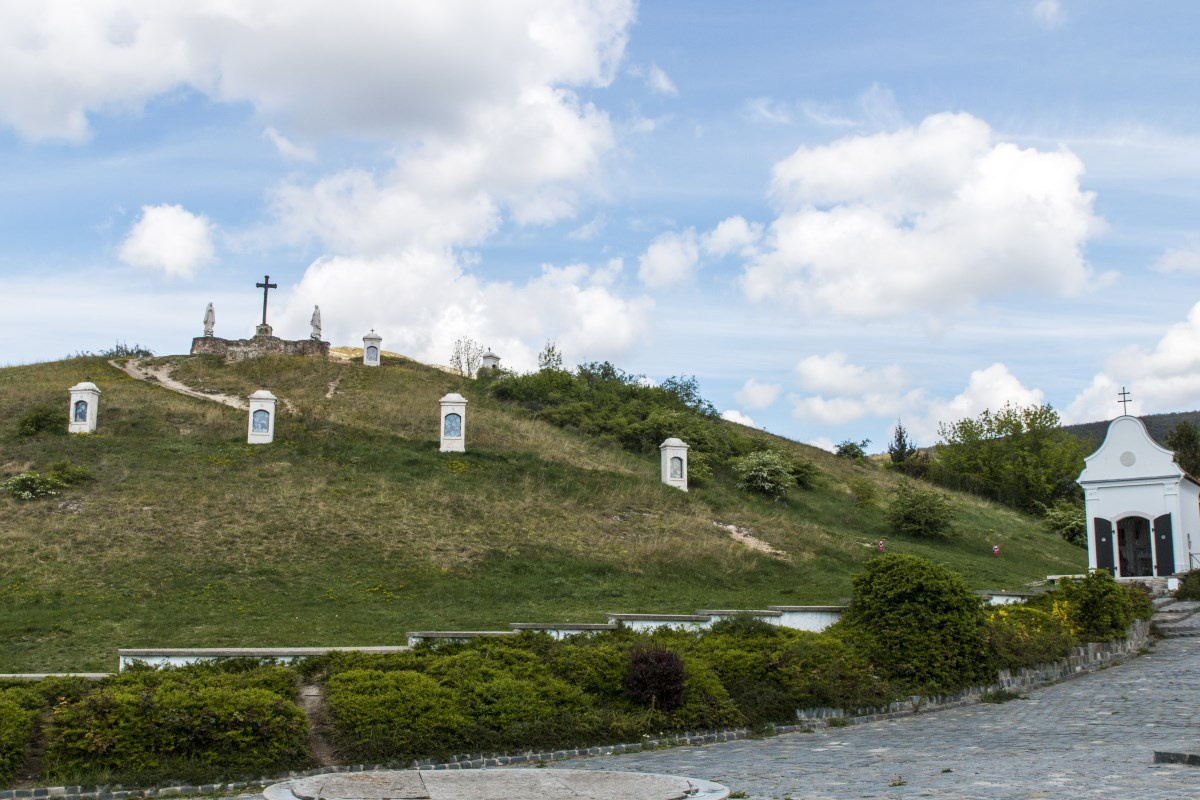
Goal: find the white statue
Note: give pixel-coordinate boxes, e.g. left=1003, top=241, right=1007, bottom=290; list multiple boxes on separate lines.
left=310, top=305, right=322, bottom=340
left=203, top=302, right=215, bottom=336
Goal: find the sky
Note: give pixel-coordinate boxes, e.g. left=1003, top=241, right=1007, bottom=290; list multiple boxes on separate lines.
left=2, top=0, right=1200, bottom=450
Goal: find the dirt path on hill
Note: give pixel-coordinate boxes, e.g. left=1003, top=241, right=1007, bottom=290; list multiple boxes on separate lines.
left=111, top=358, right=248, bottom=409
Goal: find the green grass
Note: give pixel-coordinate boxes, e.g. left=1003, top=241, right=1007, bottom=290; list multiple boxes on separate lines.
left=0, top=354, right=1086, bottom=672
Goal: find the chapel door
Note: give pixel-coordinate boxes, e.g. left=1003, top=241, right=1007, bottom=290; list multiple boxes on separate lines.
left=1154, top=514, right=1175, bottom=576
left=1117, top=516, right=1153, bottom=577
left=1093, top=518, right=1114, bottom=574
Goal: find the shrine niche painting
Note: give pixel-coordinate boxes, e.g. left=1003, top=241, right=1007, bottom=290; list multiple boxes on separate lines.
left=73, top=400, right=88, bottom=423
left=670, top=456, right=683, bottom=480
left=366, top=346, right=378, bottom=362
left=444, top=412, right=462, bottom=438
left=252, top=409, right=270, bottom=433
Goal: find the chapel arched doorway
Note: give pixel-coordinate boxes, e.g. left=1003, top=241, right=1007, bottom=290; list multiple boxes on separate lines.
left=1116, top=515, right=1153, bottom=577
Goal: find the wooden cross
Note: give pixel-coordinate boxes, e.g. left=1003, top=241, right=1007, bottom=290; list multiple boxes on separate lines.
left=255, top=274, right=278, bottom=326
left=1118, top=386, right=1132, bottom=414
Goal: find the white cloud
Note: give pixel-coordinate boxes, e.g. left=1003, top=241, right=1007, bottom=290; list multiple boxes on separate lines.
left=263, top=126, right=316, bottom=162
left=744, top=97, right=791, bottom=124
left=721, top=409, right=757, bottom=428
left=275, top=253, right=651, bottom=372
left=702, top=216, right=762, bottom=258
left=1033, top=0, right=1066, bottom=29
left=734, top=378, right=782, bottom=410
left=915, top=363, right=1045, bottom=441
left=646, top=63, right=677, bottom=96
left=1153, top=245, right=1200, bottom=274
left=1065, top=301, right=1200, bottom=422
left=794, top=352, right=907, bottom=395
left=740, top=112, right=1104, bottom=319
left=0, top=2, right=634, bottom=143
left=263, top=82, right=615, bottom=254
left=637, top=229, right=700, bottom=288
left=568, top=214, right=607, bottom=240
left=118, top=204, right=215, bottom=278
left=807, top=436, right=836, bottom=453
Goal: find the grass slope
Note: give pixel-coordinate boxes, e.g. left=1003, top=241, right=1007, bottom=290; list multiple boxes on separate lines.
left=0, top=354, right=1085, bottom=672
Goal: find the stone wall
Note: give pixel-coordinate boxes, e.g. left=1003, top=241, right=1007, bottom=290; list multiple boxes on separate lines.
left=190, top=335, right=329, bottom=360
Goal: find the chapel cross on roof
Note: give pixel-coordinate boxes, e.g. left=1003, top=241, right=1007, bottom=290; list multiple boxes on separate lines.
left=255, top=274, right=278, bottom=326
left=1118, top=386, right=1132, bottom=415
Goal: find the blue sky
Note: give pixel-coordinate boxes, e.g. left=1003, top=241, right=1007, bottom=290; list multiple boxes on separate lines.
left=2, top=1, right=1199, bottom=450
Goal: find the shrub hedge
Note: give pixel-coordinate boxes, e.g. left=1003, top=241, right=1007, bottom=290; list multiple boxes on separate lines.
left=0, top=561, right=1158, bottom=790
left=37, top=665, right=309, bottom=786
left=0, top=696, right=34, bottom=785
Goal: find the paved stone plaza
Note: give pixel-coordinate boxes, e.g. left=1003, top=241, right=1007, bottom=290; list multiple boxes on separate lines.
left=552, top=632, right=1200, bottom=799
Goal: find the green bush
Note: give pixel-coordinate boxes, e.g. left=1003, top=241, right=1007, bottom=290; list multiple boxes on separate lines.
left=1176, top=570, right=1200, bottom=601
left=0, top=697, right=35, bottom=785
left=848, top=477, right=879, bottom=507
left=778, top=631, right=895, bottom=712
left=45, top=460, right=93, bottom=486
left=15, top=405, right=61, bottom=438
left=835, top=439, right=870, bottom=460
left=1041, top=499, right=1085, bottom=547
left=1027, top=570, right=1148, bottom=643
left=548, top=641, right=628, bottom=700
left=790, top=457, right=819, bottom=489
left=43, top=684, right=309, bottom=783
left=2, top=471, right=66, bottom=501
left=984, top=605, right=1073, bottom=671
left=886, top=480, right=956, bottom=539
left=325, top=669, right=467, bottom=762
left=731, top=450, right=794, bottom=499
left=838, top=554, right=990, bottom=695
left=668, top=657, right=746, bottom=731
left=112, top=662, right=298, bottom=700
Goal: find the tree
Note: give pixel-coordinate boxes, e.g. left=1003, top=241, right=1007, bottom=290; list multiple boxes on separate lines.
left=449, top=337, right=484, bottom=377
left=1166, top=421, right=1200, bottom=476
left=537, top=340, right=564, bottom=371
left=835, top=438, right=870, bottom=459
left=933, top=403, right=1087, bottom=514
left=887, top=419, right=916, bottom=464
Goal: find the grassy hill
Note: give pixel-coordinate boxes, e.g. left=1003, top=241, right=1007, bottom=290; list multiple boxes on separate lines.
left=0, top=353, right=1086, bottom=672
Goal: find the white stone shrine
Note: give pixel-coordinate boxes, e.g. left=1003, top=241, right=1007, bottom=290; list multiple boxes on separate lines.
left=247, top=389, right=278, bottom=444
left=481, top=349, right=501, bottom=371
left=68, top=381, right=100, bottom=434
left=1078, top=415, right=1200, bottom=577
left=660, top=437, right=689, bottom=492
left=439, top=393, right=467, bottom=452
left=362, top=330, right=382, bottom=366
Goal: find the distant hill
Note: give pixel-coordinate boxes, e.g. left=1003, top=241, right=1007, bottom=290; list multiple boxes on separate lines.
left=1062, top=410, right=1200, bottom=449
left=0, top=352, right=1086, bottom=672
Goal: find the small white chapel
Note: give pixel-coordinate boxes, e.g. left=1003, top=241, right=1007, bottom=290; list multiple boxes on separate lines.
left=1078, top=414, right=1200, bottom=577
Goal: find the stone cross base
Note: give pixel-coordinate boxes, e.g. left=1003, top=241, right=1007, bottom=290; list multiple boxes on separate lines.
left=190, top=335, right=330, bottom=361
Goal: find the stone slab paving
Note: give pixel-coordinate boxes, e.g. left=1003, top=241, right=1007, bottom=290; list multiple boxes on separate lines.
left=263, top=769, right=728, bottom=800
left=547, top=634, right=1200, bottom=799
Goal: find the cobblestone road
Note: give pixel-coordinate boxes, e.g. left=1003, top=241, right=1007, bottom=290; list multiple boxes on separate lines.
left=554, top=634, right=1200, bottom=799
